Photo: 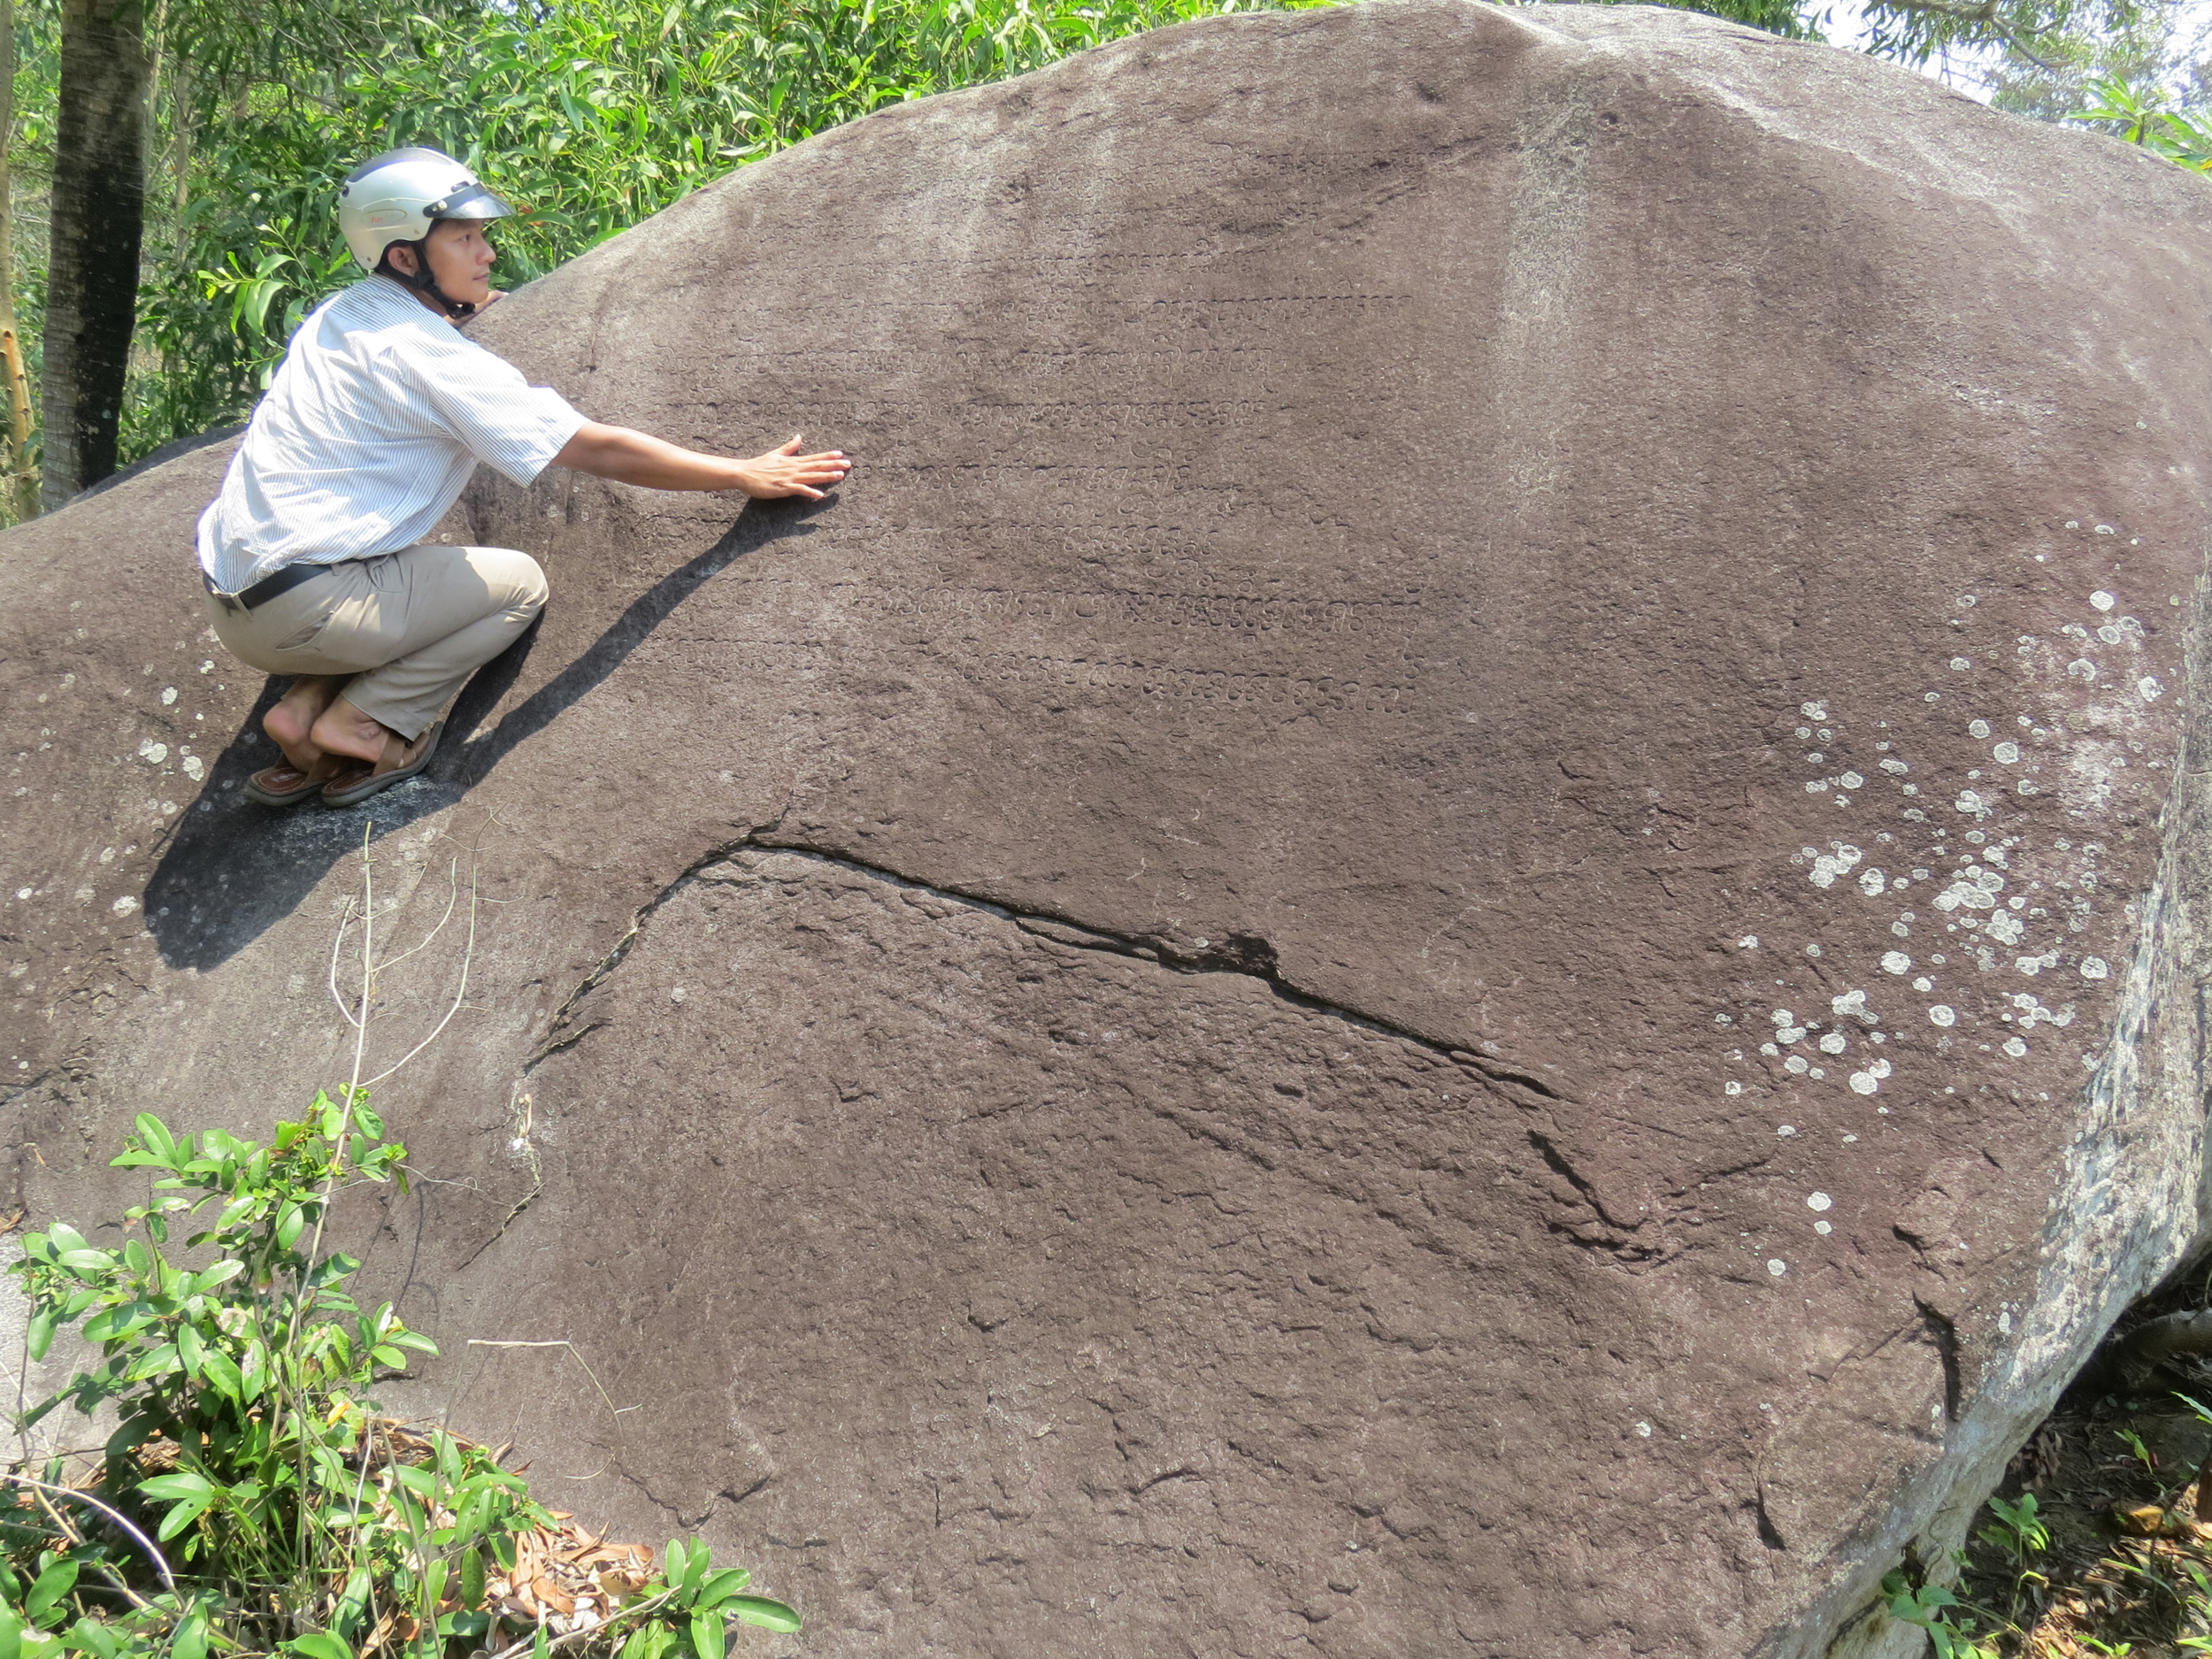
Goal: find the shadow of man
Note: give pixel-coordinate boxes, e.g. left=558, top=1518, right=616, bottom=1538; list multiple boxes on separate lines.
left=145, top=502, right=822, bottom=971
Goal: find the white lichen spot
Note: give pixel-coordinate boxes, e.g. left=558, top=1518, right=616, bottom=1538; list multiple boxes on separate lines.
left=1767, top=1259, right=1788, bottom=1278
left=1955, top=790, right=1990, bottom=818
left=1913, top=976, right=1933, bottom=991
left=1993, top=741, right=2021, bottom=764
left=1858, top=866, right=1886, bottom=898
left=1807, top=1192, right=1832, bottom=1211
left=1724, top=1080, right=1743, bottom=1096
left=111, top=896, right=137, bottom=916
left=2092, top=590, right=2116, bottom=611
left=1969, top=719, right=1993, bottom=740
left=159, top=687, right=177, bottom=706
left=1738, top=935, right=1759, bottom=949
left=1930, top=1005, right=1958, bottom=1027
left=1951, top=657, right=1973, bottom=672
left=2002, top=1036, right=2029, bottom=1057
left=1814, top=1219, right=1834, bottom=1235
left=2141, top=677, right=2165, bottom=703
left=1986, top=911, right=2024, bottom=947
left=2068, top=658, right=2098, bottom=682
left=1882, top=951, right=1912, bottom=974
left=1881, top=757, right=1909, bottom=775
left=1809, top=845, right=1863, bottom=889
left=135, top=738, right=167, bottom=765
left=1818, top=1032, right=1847, bottom=1055
left=2081, top=956, right=2110, bottom=980
left=1832, top=988, right=1873, bottom=1024
left=1785, top=1055, right=1810, bottom=1074
left=1777, top=1125, right=1796, bottom=1137
left=1636, top=1421, right=1653, bottom=1438
left=180, top=756, right=205, bottom=782
left=1839, top=771, right=1865, bottom=790
left=1801, top=702, right=1828, bottom=720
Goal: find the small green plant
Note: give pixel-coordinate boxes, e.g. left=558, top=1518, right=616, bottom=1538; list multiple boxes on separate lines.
left=2117, top=1425, right=2159, bottom=1476
left=1977, top=1491, right=2050, bottom=1616
left=1880, top=1572, right=2002, bottom=1659
left=4, top=1095, right=798, bottom=1659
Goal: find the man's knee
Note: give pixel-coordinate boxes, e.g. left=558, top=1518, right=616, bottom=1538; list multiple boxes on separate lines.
left=472, top=546, right=548, bottom=617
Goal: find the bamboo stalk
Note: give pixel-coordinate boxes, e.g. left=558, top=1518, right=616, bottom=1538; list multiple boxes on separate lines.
left=0, top=0, right=35, bottom=520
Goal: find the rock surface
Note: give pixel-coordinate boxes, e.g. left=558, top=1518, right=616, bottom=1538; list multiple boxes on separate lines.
left=7, top=2, right=2212, bottom=1651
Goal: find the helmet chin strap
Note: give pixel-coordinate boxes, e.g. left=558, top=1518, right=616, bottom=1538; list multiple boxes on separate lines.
left=385, top=234, right=475, bottom=319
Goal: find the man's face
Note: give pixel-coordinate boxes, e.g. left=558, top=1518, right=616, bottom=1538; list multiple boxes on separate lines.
left=409, top=218, right=496, bottom=306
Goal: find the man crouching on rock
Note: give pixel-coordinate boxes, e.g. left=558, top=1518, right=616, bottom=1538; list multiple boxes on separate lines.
left=199, top=146, right=850, bottom=809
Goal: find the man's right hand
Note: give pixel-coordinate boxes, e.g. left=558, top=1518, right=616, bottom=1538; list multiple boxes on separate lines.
left=553, top=422, right=850, bottom=497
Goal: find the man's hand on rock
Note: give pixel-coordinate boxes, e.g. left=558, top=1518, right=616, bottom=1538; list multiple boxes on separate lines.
left=553, top=421, right=851, bottom=497
left=732, top=435, right=853, bottom=501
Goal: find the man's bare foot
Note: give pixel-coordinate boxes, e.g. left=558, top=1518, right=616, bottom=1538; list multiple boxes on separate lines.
left=265, top=675, right=345, bottom=772
left=308, top=695, right=402, bottom=765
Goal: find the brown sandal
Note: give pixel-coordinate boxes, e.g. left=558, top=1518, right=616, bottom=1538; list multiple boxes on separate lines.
left=318, top=722, right=443, bottom=809
left=244, top=758, right=341, bottom=808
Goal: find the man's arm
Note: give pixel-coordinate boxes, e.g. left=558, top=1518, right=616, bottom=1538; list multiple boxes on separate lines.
left=552, top=422, right=850, bottom=498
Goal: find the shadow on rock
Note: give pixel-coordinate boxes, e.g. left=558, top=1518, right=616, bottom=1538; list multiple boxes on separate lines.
left=145, top=504, right=820, bottom=971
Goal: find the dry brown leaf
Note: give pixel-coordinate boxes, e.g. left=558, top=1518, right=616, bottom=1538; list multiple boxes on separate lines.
left=531, top=1577, right=576, bottom=1617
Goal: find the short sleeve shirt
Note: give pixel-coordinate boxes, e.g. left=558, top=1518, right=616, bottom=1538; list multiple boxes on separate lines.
left=196, top=275, right=588, bottom=593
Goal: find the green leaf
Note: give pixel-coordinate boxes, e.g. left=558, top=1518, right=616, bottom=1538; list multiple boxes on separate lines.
left=139, top=1471, right=215, bottom=1505
left=664, top=1539, right=689, bottom=1589
left=689, top=1612, right=725, bottom=1659
left=132, top=1114, right=178, bottom=1167
left=62, top=1617, right=117, bottom=1659
left=191, top=1261, right=243, bottom=1294
left=531, top=1625, right=549, bottom=1659
left=22, top=1559, right=78, bottom=1626
left=199, top=1345, right=244, bottom=1402
left=693, top=1570, right=751, bottom=1608
left=725, top=1597, right=801, bottom=1635
left=288, top=1633, right=352, bottom=1659
left=26, top=1307, right=58, bottom=1363
left=176, top=1321, right=205, bottom=1379
left=173, top=1612, right=208, bottom=1659
left=0, top=1599, right=21, bottom=1659
left=45, top=1225, right=87, bottom=1256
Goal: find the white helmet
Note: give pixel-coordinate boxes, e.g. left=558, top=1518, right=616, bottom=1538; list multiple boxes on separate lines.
left=337, top=147, right=513, bottom=274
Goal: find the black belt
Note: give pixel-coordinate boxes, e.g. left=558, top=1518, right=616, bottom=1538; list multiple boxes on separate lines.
left=203, top=561, right=330, bottom=614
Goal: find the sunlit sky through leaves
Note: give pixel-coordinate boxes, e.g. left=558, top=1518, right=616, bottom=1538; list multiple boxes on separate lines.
left=1816, top=0, right=2212, bottom=102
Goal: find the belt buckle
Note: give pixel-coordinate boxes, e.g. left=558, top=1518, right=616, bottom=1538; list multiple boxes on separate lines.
left=201, top=572, right=243, bottom=614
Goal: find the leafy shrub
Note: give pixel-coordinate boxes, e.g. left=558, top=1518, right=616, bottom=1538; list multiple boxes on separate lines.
left=4, top=1092, right=796, bottom=1659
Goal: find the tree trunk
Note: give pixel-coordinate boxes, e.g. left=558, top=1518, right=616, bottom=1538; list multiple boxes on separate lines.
left=40, top=0, right=147, bottom=509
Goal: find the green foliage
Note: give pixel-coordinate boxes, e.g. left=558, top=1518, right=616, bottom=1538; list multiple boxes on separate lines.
left=4, top=1095, right=797, bottom=1659
left=114, top=0, right=1333, bottom=459
left=2068, top=71, right=2212, bottom=167
left=1879, top=1571, right=2002, bottom=1659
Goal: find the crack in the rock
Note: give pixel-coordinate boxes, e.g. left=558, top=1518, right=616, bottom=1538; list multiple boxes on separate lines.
left=520, top=832, right=757, bottom=1071
left=520, top=824, right=1568, bottom=1110
left=746, top=833, right=1571, bottom=1105
left=1915, top=1295, right=1963, bottom=1423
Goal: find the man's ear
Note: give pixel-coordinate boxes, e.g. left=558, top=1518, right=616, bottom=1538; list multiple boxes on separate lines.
left=384, top=242, right=419, bottom=277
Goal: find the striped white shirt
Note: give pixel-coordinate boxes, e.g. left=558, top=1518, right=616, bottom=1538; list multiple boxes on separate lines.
left=196, top=275, right=587, bottom=593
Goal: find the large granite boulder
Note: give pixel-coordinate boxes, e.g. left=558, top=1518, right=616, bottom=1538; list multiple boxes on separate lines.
left=6, top=2, right=2212, bottom=1650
